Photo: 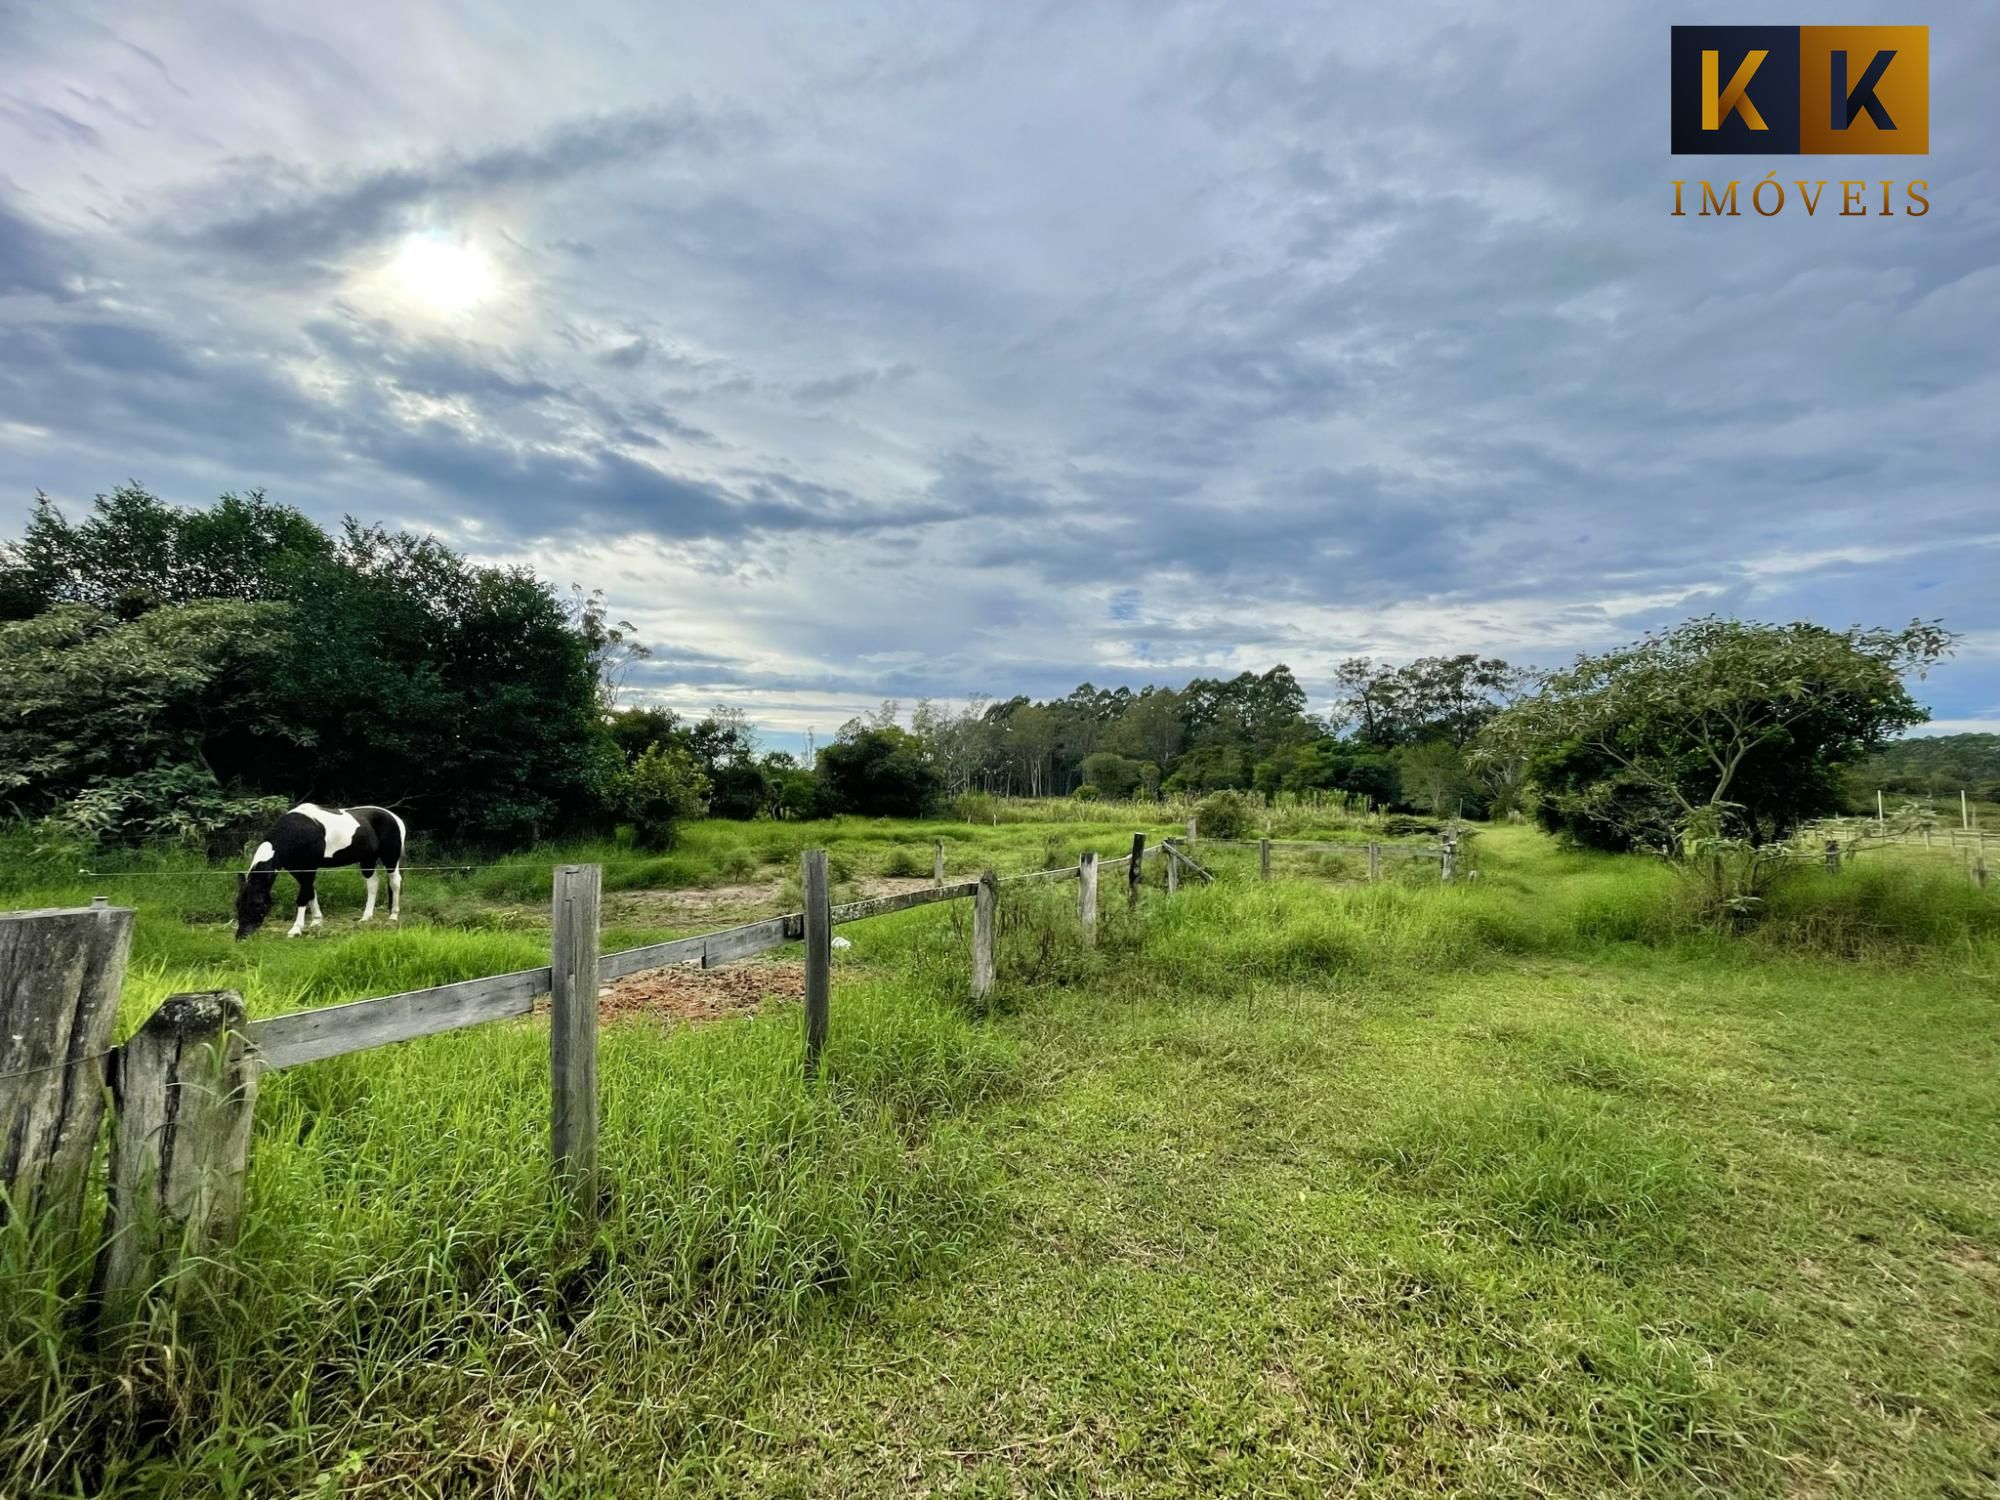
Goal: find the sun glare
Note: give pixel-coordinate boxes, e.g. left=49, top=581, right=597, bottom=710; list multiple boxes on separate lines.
left=381, top=235, right=500, bottom=316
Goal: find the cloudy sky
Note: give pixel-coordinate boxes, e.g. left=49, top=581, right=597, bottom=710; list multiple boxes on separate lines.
left=2, top=0, right=1995, bottom=749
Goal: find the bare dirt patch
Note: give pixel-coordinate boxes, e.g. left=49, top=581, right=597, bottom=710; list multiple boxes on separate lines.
left=598, top=961, right=802, bottom=1026
left=605, top=874, right=941, bottom=927
left=605, top=882, right=784, bottom=925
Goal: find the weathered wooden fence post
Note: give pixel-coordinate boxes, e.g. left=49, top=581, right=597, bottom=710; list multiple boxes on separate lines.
left=972, top=870, right=998, bottom=1003
left=550, top=863, right=601, bottom=1212
left=2, top=904, right=134, bottom=1235
left=1367, top=841, right=1380, bottom=881
left=1259, top=838, right=1272, bottom=880
left=1165, top=838, right=1180, bottom=896
left=1974, top=856, right=1988, bottom=891
left=1127, top=833, right=1145, bottom=909
left=933, top=839, right=946, bottom=888
left=1187, top=817, right=1198, bottom=843
left=1441, top=833, right=1457, bottom=883
left=802, top=850, right=831, bottom=1075
left=94, top=990, right=257, bottom=1333
left=1825, top=839, right=1841, bottom=874
left=1077, top=851, right=1098, bottom=948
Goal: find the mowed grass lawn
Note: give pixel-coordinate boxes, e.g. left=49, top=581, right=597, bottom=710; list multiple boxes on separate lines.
left=5, top=824, right=1998, bottom=1496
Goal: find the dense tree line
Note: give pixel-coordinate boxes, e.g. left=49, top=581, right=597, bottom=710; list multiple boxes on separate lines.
left=1843, top=731, right=2000, bottom=807
left=3, top=490, right=1952, bottom=857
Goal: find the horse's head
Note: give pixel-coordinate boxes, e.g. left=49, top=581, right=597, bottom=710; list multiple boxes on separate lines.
left=235, top=871, right=276, bottom=940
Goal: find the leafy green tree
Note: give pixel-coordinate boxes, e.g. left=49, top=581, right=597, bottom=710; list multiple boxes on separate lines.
left=1079, top=751, right=1146, bottom=797
left=816, top=726, right=940, bottom=816
left=3, top=486, right=621, bottom=844
left=0, top=601, right=296, bottom=844
left=1393, top=740, right=1474, bottom=816
left=1481, top=616, right=1953, bottom=850
left=1330, top=654, right=1523, bottom=748
left=616, top=742, right=710, bottom=849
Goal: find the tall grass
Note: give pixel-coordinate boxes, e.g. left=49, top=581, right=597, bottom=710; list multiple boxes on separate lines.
left=2, top=818, right=1995, bottom=1493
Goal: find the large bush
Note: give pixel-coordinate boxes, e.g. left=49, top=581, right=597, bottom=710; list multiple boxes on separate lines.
left=1195, top=790, right=1255, bottom=839
left=816, top=727, right=940, bottom=817
left=616, top=743, right=710, bottom=850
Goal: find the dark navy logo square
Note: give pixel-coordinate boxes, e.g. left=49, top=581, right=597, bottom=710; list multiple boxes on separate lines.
left=1671, top=25, right=1802, bottom=154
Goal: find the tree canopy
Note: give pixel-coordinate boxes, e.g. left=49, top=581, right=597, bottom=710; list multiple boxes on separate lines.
left=1481, top=616, right=1954, bottom=851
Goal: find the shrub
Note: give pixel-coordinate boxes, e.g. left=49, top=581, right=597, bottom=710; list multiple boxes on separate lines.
left=616, top=743, right=710, bottom=850
left=1071, top=783, right=1101, bottom=801
left=1195, top=790, right=1254, bottom=839
left=882, top=846, right=928, bottom=878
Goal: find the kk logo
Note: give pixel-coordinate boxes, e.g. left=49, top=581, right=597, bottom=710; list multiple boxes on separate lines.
left=1671, top=26, right=1929, bottom=154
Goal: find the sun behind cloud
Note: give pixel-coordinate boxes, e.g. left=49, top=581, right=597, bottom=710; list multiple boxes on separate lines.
left=364, top=233, right=502, bottom=320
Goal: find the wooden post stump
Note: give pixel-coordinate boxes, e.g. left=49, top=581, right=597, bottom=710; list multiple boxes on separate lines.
left=802, top=850, right=831, bottom=1075
left=94, top=990, right=257, bottom=1332
left=1259, top=839, right=1272, bottom=880
left=2, top=905, right=133, bottom=1234
left=1441, top=835, right=1457, bottom=883
left=1825, top=839, right=1841, bottom=874
left=1077, top=851, right=1098, bottom=948
left=1187, top=817, right=1198, bottom=843
left=1974, top=857, right=1988, bottom=891
left=1367, top=842, right=1381, bottom=881
left=1127, top=833, right=1145, bottom=909
left=972, top=870, right=998, bottom=1003
left=1164, top=839, right=1179, bottom=895
left=550, top=863, right=601, bottom=1212
left=933, top=840, right=946, bottom=888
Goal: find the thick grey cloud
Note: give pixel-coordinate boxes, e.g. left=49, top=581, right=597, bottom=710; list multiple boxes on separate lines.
left=1, top=0, right=1997, bottom=738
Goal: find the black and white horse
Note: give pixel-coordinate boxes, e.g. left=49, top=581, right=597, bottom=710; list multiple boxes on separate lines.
left=236, top=804, right=407, bottom=940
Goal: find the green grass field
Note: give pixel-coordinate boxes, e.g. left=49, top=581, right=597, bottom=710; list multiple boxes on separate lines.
left=4, top=822, right=1998, bottom=1496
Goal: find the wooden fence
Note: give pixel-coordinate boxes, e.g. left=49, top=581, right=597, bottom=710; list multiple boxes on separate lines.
left=1, top=826, right=1446, bottom=1334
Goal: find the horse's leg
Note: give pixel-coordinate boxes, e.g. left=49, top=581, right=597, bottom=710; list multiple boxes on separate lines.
left=388, top=865, right=403, bottom=922
left=288, top=870, right=317, bottom=937
left=360, top=864, right=378, bottom=922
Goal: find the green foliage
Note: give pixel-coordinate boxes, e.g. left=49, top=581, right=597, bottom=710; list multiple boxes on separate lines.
left=1484, top=615, right=1954, bottom=851
left=817, top=726, right=941, bottom=817
left=1079, top=750, right=1146, bottom=798
left=2, top=487, right=619, bottom=845
left=1846, top=730, right=2000, bottom=806
left=1194, top=789, right=1254, bottom=839
left=1392, top=739, right=1473, bottom=816
left=616, top=743, right=710, bottom=850
left=1070, top=782, right=1101, bottom=801
left=0, top=600, right=296, bottom=842
left=1330, top=653, right=1524, bottom=747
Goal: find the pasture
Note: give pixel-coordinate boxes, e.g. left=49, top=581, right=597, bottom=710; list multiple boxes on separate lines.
left=4, top=815, right=1999, bottom=1497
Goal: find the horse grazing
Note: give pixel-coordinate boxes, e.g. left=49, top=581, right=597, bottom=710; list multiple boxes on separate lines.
left=236, top=804, right=407, bottom=940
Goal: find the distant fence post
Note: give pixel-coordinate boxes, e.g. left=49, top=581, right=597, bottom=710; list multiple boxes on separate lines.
left=1, top=904, right=134, bottom=1236
left=802, top=850, right=831, bottom=1075
left=972, top=870, right=998, bottom=1003
left=1127, top=833, right=1145, bottom=909
left=94, top=990, right=258, bottom=1334
left=1165, top=838, right=1180, bottom=896
left=1187, top=817, right=1198, bottom=843
left=1259, top=839, right=1272, bottom=880
left=933, top=840, right=946, bottom=889
left=1441, top=833, right=1457, bottom=883
left=1825, top=839, right=1841, bottom=874
left=1077, top=851, right=1098, bottom=948
left=1367, top=841, right=1380, bottom=882
left=550, top=863, right=601, bottom=1213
